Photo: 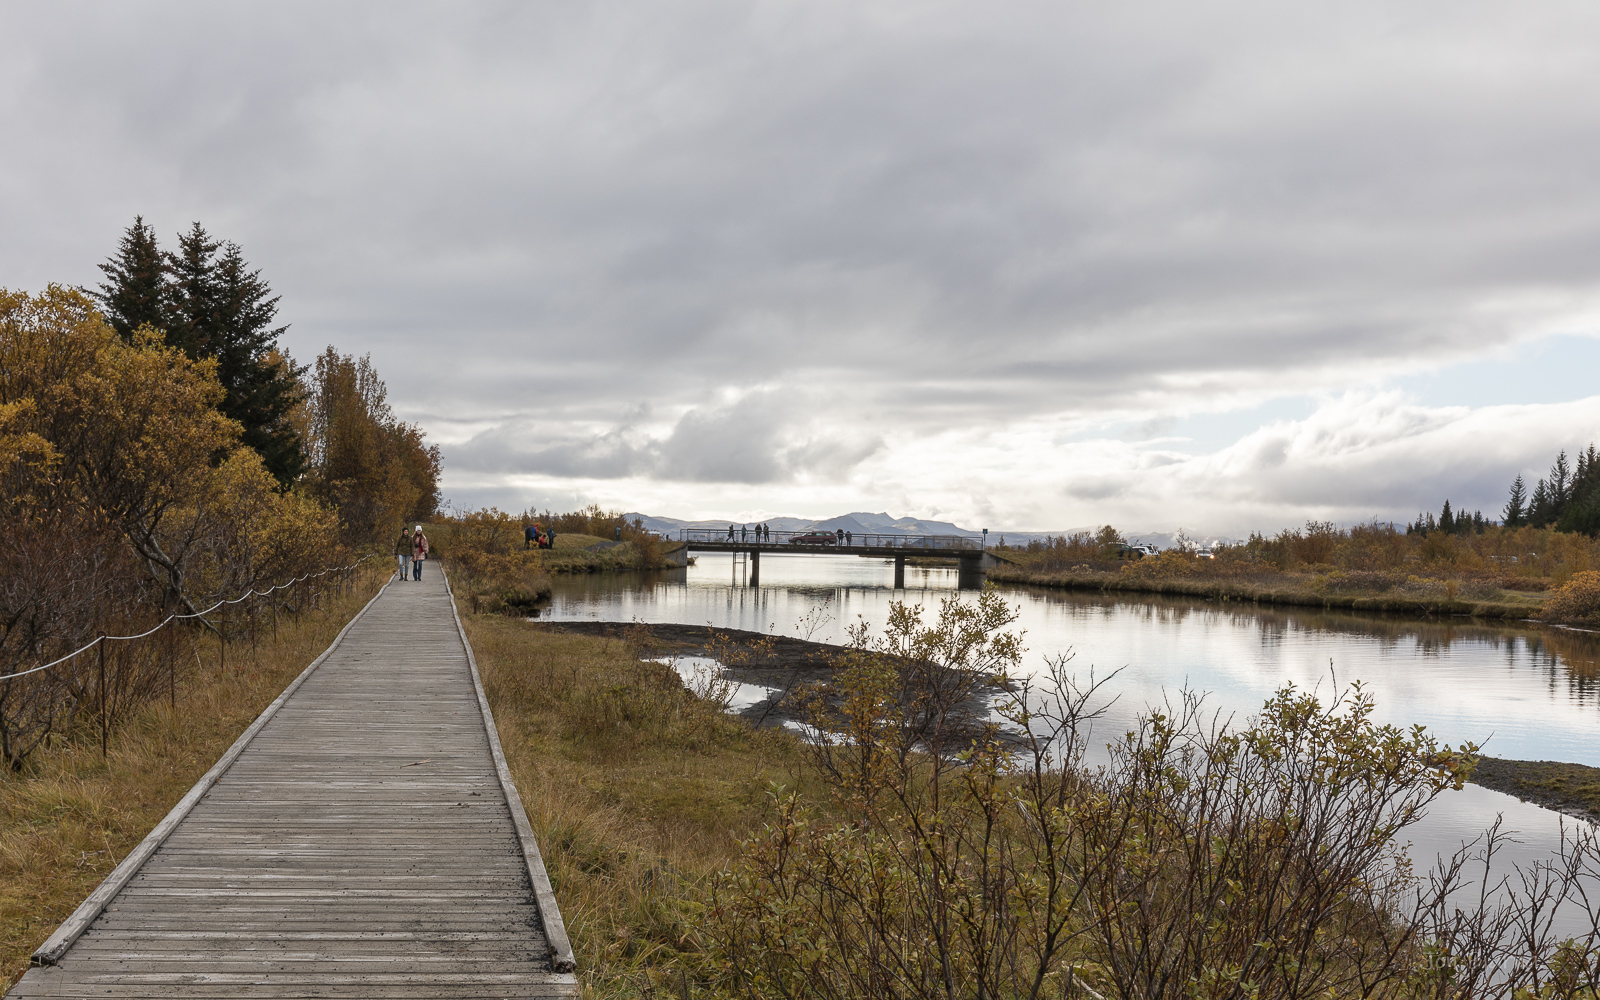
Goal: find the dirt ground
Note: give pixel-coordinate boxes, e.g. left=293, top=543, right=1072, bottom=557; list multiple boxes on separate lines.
left=1469, top=755, right=1600, bottom=820
left=533, top=620, right=1010, bottom=743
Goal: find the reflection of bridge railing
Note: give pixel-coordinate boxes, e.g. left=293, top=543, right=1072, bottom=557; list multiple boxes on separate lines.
left=679, top=528, right=981, bottom=551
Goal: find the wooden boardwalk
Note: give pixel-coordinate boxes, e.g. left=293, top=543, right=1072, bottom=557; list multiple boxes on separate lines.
left=12, top=568, right=577, bottom=998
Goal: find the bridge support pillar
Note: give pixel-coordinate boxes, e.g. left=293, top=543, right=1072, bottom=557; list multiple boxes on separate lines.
left=749, top=549, right=760, bottom=587
left=957, top=553, right=984, bottom=590
left=893, top=555, right=905, bottom=589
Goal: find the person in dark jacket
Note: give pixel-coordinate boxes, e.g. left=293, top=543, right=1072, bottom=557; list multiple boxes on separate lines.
left=394, top=526, right=413, bottom=581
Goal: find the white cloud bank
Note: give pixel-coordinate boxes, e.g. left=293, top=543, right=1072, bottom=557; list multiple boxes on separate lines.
left=4, top=2, right=1600, bottom=532
left=445, top=391, right=1600, bottom=535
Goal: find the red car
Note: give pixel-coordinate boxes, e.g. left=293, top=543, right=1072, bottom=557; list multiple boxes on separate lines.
left=788, top=530, right=838, bottom=546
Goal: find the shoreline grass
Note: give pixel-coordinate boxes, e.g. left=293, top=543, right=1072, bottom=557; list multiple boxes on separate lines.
left=1470, top=756, right=1600, bottom=820
left=463, top=615, right=810, bottom=998
left=988, top=564, right=1548, bottom=618
left=0, top=566, right=388, bottom=995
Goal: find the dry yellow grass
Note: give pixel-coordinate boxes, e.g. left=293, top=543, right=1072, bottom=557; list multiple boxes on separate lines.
left=464, top=615, right=810, bottom=999
left=2, top=571, right=793, bottom=998
left=0, top=566, right=389, bottom=995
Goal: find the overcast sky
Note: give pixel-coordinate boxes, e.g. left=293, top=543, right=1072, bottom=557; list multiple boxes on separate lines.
left=4, top=1, right=1600, bottom=535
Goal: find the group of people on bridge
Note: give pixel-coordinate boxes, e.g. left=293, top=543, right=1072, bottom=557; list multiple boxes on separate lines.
left=727, top=524, right=855, bottom=545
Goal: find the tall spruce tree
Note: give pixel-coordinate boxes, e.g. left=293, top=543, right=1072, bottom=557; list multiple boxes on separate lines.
left=163, top=222, right=221, bottom=359
left=211, top=242, right=305, bottom=483
left=1551, top=450, right=1573, bottom=518
left=1557, top=443, right=1600, bottom=536
left=163, top=225, right=305, bottom=486
left=94, top=219, right=305, bottom=487
left=1529, top=478, right=1552, bottom=527
left=94, top=216, right=167, bottom=341
left=1503, top=474, right=1527, bottom=527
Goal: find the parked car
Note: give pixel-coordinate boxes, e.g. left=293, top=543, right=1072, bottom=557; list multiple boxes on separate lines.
left=1117, top=543, right=1161, bottom=559
left=788, top=530, right=838, bottom=546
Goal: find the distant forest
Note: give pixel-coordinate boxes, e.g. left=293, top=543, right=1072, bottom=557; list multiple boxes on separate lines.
left=1411, top=444, right=1600, bottom=537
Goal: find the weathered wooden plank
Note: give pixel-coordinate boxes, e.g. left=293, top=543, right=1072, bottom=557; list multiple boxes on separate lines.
left=25, top=582, right=397, bottom=969
left=12, top=569, right=578, bottom=998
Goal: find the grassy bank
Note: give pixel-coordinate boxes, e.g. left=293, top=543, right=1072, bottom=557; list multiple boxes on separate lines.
left=1471, top=756, right=1600, bottom=819
left=538, top=537, right=680, bottom=574
left=427, top=520, right=679, bottom=577
left=0, top=565, right=388, bottom=995
left=463, top=615, right=807, bottom=998
left=987, top=564, right=1547, bottom=618
left=990, top=520, right=1600, bottom=621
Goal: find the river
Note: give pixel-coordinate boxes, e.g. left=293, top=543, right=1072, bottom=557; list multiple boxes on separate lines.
left=536, top=551, right=1600, bottom=887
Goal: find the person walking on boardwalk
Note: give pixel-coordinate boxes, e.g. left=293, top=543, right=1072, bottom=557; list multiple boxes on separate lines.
left=411, top=525, right=429, bottom=580
left=394, top=525, right=413, bottom=581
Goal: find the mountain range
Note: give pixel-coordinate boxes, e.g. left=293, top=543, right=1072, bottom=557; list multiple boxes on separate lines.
left=626, top=512, right=1205, bottom=550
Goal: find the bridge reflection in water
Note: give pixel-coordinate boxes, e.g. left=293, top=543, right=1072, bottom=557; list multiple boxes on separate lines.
left=674, top=529, right=1005, bottom=589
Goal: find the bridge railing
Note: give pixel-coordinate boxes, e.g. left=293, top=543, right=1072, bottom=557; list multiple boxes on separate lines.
left=679, top=528, right=981, bottom=551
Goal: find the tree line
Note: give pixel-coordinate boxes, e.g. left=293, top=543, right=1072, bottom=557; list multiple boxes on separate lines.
left=1502, top=444, right=1600, bottom=533
left=1402, top=444, right=1599, bottom=539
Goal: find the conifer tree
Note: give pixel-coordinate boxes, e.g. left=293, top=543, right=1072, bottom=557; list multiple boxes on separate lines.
left=1439, top=499, right=1454, bottom=534
left=1550, top=450, right=1572, bottom=520
left=1557, top=442, right=1600, bottom=536
left=211, top=243, right=305, bottom=484
left=163, top=222, right=221, bottom=359
left=94, top=216, right=167, bottom=341
left=1529, top=478, right=1552, bottom=527
left=1503, top=474, right=1527, bottom=527
left=156, top=222, right=305, bottom=486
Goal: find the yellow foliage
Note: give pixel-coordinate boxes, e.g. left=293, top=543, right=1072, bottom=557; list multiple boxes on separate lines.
left=1, top=281, right=340, bottom=627
left=0, top=400, right=53, bottom=476
left=1542, top=571, right=1600, bottom=627
left=1120, top=549, right=1203, bottom=580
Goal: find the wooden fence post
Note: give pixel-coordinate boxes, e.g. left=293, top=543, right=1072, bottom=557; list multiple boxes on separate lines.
left=219, top=605, right=226, bottom=679
left=167, top=621, right=176, bottom=712
left=98, top=636, right=107, bottom=759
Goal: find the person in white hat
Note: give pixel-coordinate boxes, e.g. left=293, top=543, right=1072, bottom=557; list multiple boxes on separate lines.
left=410, top=525, right=429, bottom=580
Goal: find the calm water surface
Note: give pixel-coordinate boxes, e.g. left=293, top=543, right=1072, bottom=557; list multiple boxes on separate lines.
left=539, top=552, right=1600, bottom=881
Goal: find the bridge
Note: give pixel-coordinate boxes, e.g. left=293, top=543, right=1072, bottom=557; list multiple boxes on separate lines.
left=673, top=528, right=1006, bottom=588
left=12, top=569, right=577, bottom=998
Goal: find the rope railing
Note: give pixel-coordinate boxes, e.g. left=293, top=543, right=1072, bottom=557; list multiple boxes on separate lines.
left=0, top=554, right=379, bottom=683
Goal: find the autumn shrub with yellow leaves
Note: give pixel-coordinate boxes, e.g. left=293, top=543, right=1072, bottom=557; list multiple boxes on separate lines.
left=0, top=286, right=340, bottom=766
left=1541, top=571, right=1600, bottom=628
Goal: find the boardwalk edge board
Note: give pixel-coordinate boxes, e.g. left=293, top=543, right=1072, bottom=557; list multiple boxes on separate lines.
left=440, top=563, right=579, bottom=975
left=29, top=577, right=396, bottom=968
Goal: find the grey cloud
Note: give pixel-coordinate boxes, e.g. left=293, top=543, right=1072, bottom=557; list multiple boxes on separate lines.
left=446, top=388, right=879, bottom=484
left=655, top=394, right=789, bottom=483
left=6, top=2, right=1600, bottom=514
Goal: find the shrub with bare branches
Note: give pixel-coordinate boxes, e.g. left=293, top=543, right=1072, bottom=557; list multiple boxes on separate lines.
left=708, top=590, right=1600, bottom=1000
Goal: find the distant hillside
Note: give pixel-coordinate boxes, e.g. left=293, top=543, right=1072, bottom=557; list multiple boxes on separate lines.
left=627, top=511, right=984, bottom=538
left=626, top=512, right=1215, bottom=551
